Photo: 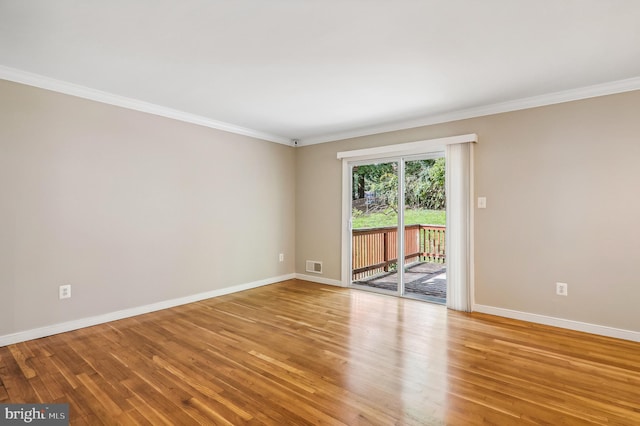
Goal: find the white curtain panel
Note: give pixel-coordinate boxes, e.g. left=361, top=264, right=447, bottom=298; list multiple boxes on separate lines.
left=445, top=142, right=473, bottom=312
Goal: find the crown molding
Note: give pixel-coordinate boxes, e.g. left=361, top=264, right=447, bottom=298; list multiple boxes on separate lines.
left=0, top=65, right=291, bottom=145
left=3, top=65, right=639, bottom=147
left=298, top=76, right=640, bottom=146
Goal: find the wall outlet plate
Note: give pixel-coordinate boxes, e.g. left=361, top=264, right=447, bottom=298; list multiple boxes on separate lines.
left=59, top=284, right=71, bottom=299
left=556, top=282, right=568, bottom=296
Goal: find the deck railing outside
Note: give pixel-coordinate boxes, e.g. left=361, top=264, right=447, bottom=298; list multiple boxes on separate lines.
left=352, top=224, right=445, bottom=281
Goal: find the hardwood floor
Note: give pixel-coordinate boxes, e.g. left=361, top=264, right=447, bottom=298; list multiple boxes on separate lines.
left=1, top=279, right=639, bottom=425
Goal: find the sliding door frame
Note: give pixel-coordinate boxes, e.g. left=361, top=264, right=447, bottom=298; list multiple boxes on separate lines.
left=338, top=134, right=477, bottom=307
left=347, top=153, right=445, bottom=296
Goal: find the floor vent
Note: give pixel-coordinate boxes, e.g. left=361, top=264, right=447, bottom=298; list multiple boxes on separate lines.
left=305, top=260, right=323, bottom=274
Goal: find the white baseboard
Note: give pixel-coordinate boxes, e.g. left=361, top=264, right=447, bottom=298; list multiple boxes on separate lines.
left=473, top=304, right=640, bottom=343
left=295, top=273, right=344, bottom=287
left=0, top=273, right=295, bottom=347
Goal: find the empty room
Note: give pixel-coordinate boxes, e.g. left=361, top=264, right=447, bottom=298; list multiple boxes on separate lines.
left=1, top=1, right=639, bottom=425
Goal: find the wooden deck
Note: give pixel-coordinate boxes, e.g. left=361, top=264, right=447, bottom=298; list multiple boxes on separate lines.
left=1, top=279, right=639, bottom=425
left=354, top=261, right=447, bottom=303
left=352, top=224, right=445, bottom=282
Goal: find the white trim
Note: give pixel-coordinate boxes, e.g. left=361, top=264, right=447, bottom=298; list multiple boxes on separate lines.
left=337, top=133, right=477, bottom=160
left=303, top=76, right=640, bottom=146
left=6, top=66, right=638, bottom=149
left=295, top=273, right=344, bottom=287
left=0, top=273, right=295, bottom=347
left=473, top=304, right=640, bottom=343
left=0, top=65, right=291, bottom=145
left=469, top=143, right=475, bottom=308
left=397, top=159, right=406, bottom=296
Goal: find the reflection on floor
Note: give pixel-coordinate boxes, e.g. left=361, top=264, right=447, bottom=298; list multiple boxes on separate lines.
left=354, top=262, right=446, bottom=304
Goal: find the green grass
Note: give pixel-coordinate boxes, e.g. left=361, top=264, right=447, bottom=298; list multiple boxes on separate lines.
left=352, top=208, right=445, bottom=228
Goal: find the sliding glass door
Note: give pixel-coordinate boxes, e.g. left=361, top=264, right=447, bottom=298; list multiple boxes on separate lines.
left=350, top=155, right=446, bottom=303
left=351, top=160, right=400, bottom=293
left=402, top=158, right=447, bottom=303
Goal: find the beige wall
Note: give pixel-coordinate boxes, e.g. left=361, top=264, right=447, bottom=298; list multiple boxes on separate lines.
left=295, top=90, right=640, bottom=332
left=2, top=77, right=639, bottom=338
left=0, top=80, right=296, bottom=336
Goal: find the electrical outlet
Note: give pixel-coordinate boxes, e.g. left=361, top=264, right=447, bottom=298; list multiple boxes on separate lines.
left=556, top=282, right=568, bottom=296
left=279, top=253, right=284, bottom=262
left=59, top=284, right=71, bottom=299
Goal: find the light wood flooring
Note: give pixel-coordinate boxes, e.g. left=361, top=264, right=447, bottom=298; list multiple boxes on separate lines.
left=1, top=279, right=639, bottom=425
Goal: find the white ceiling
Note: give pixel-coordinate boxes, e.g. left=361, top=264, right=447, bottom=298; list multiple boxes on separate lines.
left=1, top=1, right=640, bottom=145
